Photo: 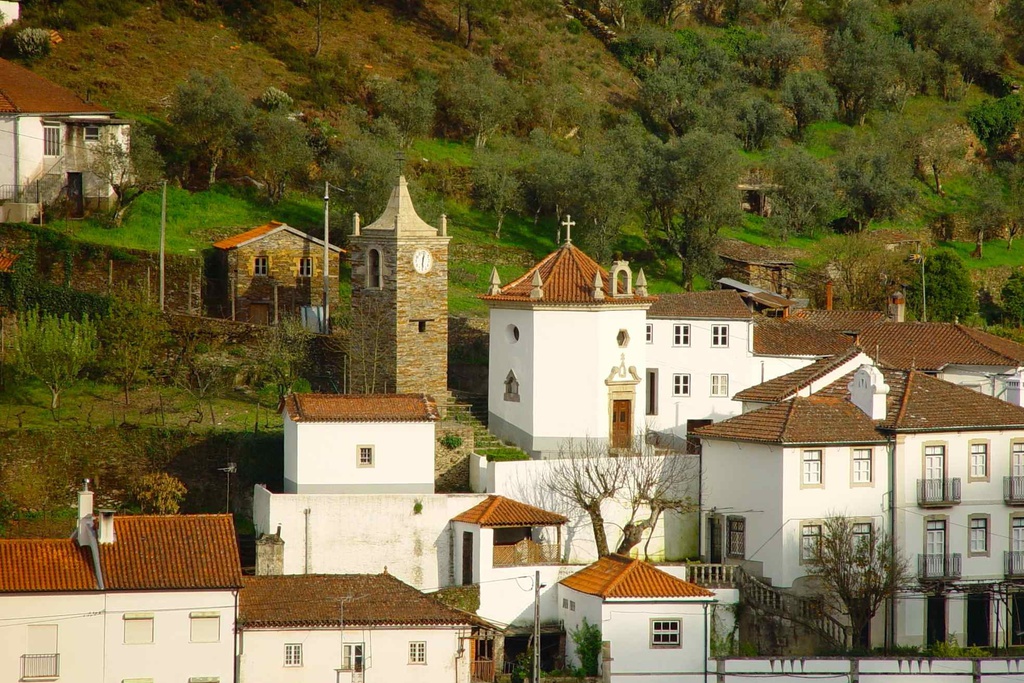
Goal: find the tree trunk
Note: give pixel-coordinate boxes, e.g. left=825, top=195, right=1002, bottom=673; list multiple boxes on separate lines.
left=124, top=383, right=131, bottom=406
left=616, top=521, right=648, bottom=556
left=495, top=213, right=504, bottom=239
left=314, top=0, right=323, bottom=58
left=974, top=230, right=984, bottom=259
left=465, top=9, right=473, bottom=47
left=208, top=158, right=219, bottom=188
left=586, top=503, right=610, bottom=556
left=932, top=163, right=942, bottom=196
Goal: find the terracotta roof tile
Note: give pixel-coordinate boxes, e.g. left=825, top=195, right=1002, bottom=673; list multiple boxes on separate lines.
left=647, top=290, right=752, bottom=320
left=99, top=515, right=243, bottom=591
left=793, top=309, right=886, bottom=332
left=753, top=318, right=852, bottom=356
left=0, top=539, right=97, bottom=592
left=717, top=239, right=796, bottom=266
left=452, top=496, right=568, bottom=527
left=858, top=323, right=1024, bottom=371
left=0, top=58, right=110, bottom=114
left=239, top=573, right=481, bottom=628
left=0, top=248, right=20, bottom=273
left=212, top=221, right=285, bottom=250
left=560, top=555, right=714, bottom=599
left=733, top=347, right=867, bottom=404
left=482, top=244, right=656, bottom=306
left=283, top=393, right=440, bottom=422
left=694, top=395, right=885, bottom=445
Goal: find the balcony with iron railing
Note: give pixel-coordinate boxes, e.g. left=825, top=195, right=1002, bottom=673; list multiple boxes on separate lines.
left=1006, top=551, right=1024, bottom=577
left=918, top=553, right=962, bottom=581
left=492, top=539, right=560, bottom=567
left=917, top=478, right=961, bottom=507
left=20, top=653, right=59, bottom=680
left=1005, top=477, right=1024, bottom=505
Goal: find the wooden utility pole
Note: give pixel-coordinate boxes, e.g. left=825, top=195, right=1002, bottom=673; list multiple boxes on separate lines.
left=323, top=181, right=330, bottom=333
left=533, top=570, right=541, bottom=683
left=159, top=180, right=167, bottom=311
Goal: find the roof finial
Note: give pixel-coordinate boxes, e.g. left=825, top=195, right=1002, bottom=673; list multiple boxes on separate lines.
left=488, top=266, right=502, bottom=296
left=592, top=270, right=605, bottom=300
left=562, top=214, right=575, bottom=246
left=352, top=212, right=361, bottom=236
left=441, top=213, right=448, bottom=237
left=530, top=271, right=544, bottom=300
left=636, top=268, right=648, bottom=297
left=395, top=150, right=406, bottom=178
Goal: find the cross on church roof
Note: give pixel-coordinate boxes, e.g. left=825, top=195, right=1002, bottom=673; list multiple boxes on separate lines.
left=395, top=150, right=406, bottom=176
left=562, top=214, right=575, bottom=246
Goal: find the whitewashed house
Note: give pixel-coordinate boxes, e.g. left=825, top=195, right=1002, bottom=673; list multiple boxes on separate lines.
left=238, top=573, right=490, bottom=683
left=560, top=554, right=715, bottom=683
left=0, top=483, right=242, bottom=683
left=750, top=317, right=852, bottom=382
left=733, top=346, right=872, bottom=413
left=281, top=392, right=440, bottom=494
left=0, top=58, right=130, bottom=221
left=0, top=2, right=20, bottom=25
left=483, top=237, right=656, bottom=458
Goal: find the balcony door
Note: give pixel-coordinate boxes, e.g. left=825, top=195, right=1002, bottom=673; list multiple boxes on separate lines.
left=1014, top=519, right=1024, bottom=553
left=1014, top=444, right=1024, bottom=477
left=924, top=446, right=945, bottom=501
left=925, top=519, right=946, bottom=579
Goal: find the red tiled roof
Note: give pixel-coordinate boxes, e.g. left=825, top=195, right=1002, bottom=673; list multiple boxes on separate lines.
left=717, top=239, right=796, bottom=266
left=99, top=515, right=243, bottom=591
left=694, top=395, right=885, bottom=445
left=212, top=221, right=284, bottom=249
left=733, top=347, right=866, bottom=403
left=239, top=573, right=481, bottom=628
left=647, top=290, right=752, bottom=320
left=0, top=539, right=97, bottom=592
left=560, top=555, right=714, bottom=599
left=0, top=58, right=110, bottom=114
left=481, top=244, right=656, bottom=306
left=753, top=318, right=852, bottom=356
left=0, top=248, right=20, bottom=273
left=859, top=323, right=1024, bottom=371
left=793, top=309, right=886, bottom=332
left=283, top=393, right=440, bottom=422
left=452, top=496, right=568, bottom=527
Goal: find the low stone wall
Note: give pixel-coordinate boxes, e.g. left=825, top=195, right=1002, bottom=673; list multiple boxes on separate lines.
left=712, top=657, right=1024, bottom=683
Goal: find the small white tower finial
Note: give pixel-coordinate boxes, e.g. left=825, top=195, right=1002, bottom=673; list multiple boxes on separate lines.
left=352, top=212, right=361, bottom=236
left=592, top=270, right=605, bottom=300
left=441, top=213, right=448, bottom=237
left=488, top=266, right=502, bottom=296
left=636, top=268, right=648, bottom=297
left=562, top=214, right=575, bottom=246
left=530, top=271, right=544, bottom=300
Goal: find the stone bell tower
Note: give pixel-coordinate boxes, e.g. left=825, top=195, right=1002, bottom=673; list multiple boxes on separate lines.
left=348, top=175, right=450, bottom=399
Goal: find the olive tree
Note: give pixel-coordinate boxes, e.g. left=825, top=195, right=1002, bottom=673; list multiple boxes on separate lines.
left=13, top=311, right=99, bottom=418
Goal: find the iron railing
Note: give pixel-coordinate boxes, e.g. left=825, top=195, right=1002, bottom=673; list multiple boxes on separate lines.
left=1006, top=551, right=1024, bottom=577
left=1005, top=477, right=1024, bottom=505
left=21, top=653, right=59, bottom=679
left=918, top=553, right=962, bottom=580
left=917, top=478, right=961, bottom=507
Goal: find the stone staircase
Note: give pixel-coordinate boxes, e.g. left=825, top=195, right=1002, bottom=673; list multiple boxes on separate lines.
left=445, top=391, right=530, bottom=462
left=737, top=567, right=849, bottom=651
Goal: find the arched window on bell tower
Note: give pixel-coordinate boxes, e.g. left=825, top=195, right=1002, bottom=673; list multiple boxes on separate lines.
left=367, top=248, right=382, bottom=289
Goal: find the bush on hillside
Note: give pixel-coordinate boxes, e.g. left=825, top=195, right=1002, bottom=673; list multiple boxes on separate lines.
left=14, top=28, right=50, bottom=60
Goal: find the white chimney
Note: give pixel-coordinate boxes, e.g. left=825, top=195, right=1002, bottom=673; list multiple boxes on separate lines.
left=1006, top=371, right=1024, bottom=407
left=848, top=364, right=889, bottom=420
left=76, top=479, right=94, bottom=544
left=97, top=510, right=116, bottom=545
left=888, top=291, right=906, bottom=323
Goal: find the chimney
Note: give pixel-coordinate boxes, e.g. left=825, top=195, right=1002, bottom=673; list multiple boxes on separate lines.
left=889, top=290, right=906, bottom=323
left=825, top=281, right=834, bottom=311
left=76, top=479, right=94, bottom=544
left=97, top=510, right=116, bottom=545
left=1006, top=371, right=1024, bottom=407
left=255, top=525, right=285, bottom=576
left=847, top=364, right=889, bottom=420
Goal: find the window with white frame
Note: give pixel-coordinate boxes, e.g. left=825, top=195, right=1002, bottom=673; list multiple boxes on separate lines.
left=85, top=125, right=101, bottom=141
left=852, top=522, right=873, bottom=549
left=672, top=324, right=690, bottom=346
left=358, top=445, right=374, bottom=467
left=284, top=643, right=303, bottom=667
left=712, top=325, right=729, bottom=347
left=727, top=516, right=745, bottom=558
left=342, top=643, right=364, bottom=671
left=43, top=124, right=61, bottom=156
left=1014, top=443, right=1024, bottom=477
left=802, top=450, right=822, bottom=485
left=801, top=524, right=822, bottom=562
left=298, top=257, right=313, bottom=277
left=253, top=256, right=268, bottom=276
left=673, top=373, right=691, bottom=397
left=189, top=613, right=220, bottom=643
left=710, top=374, right=729, bottom=397
left=969, top=517, right=988, bottom=554
left=650, top=619, right=681, bottom=648
left=970, top=443, right=988, bottom=479
left=852, top=449, right=872, bottom=484
left=123, top=614, right=154, bottom=644
left=409, top=641, right=426, bottom=664
left=646, top=323, right=653, bottom=343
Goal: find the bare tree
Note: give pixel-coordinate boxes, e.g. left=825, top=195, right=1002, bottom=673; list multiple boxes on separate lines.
left=805, top=514, right=910, bottom=650
left=344, top=294, right=395, bottom=394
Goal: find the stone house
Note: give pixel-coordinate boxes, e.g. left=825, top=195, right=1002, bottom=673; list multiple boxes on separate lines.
left=211, top=220, right=343, bottom=325
left=716, top=239, right=796, bottom=296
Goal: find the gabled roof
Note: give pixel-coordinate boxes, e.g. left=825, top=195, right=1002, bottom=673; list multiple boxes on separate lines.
left=452, top=496, right=568, bottom=528
left=858, top=323, right=1024, bottom=371
left=793, top=309, right=886, bottom=332
left=694, top=395, right=885, bottom=445
left=647, top=290, right=752, bottom=320
left=753, top=318, right=852, bottom=357
left=717, top=239, right=795, bottom=266
left=99, top=515, right=243, bottom=590
left=282, top=393, right=440, bottom=423
left=361, top=175, right=439, bottom=237
left=0, top=539, right=97, bottom=593
left=481, top=244, right=656, bottom=306
left=0, top=58, right=111, bottom=115
left=733, top=347, right=868, bottom=404
left=239, top=573, right=481, bottom=628
left=560, top=555, right=714, bottom=600
left=212, top=220, right=342, bottom=252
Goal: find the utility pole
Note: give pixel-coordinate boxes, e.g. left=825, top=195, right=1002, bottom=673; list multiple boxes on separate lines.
left=218, top=462, right=236, bottom=513
left=159, top=180, right=167, bottom=311
left=533, top=570, right=541, bottom=683
left=323, top=181, right=330, bottom=334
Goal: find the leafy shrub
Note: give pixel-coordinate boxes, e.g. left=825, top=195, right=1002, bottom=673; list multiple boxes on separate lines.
left=566, top=18, right=583, bottom=34
left=967, top=95, right=1024, bottom=154
left=14, top=28, right=51, bottom=60
left=571, top=618, right=602, bottom=676
left=259, top=86, right=293, bottom=112
left=130, top=472, right=188, bottom=514
left=440, top=433, right=464, bottom=450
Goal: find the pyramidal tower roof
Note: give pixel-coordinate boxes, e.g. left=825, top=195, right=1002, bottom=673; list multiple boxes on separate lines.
left=362, top=175, right=438, bottom=237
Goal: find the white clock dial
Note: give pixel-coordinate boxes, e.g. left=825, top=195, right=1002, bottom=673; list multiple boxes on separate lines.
left=413, top=249, right=433, bottom=274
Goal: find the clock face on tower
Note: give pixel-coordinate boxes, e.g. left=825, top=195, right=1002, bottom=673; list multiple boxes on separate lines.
left=412, top=248, right=434, bottom=274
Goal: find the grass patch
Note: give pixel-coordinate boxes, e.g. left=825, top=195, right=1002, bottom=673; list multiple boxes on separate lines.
left=412, top=139, right=476, bottom=166
left=937, top=238, right=1024, bottom=270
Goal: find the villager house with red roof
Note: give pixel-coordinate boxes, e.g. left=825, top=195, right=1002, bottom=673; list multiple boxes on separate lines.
left=280, top=392, right=440, bottom=495
left=238, top=573, right=492, bottom=683
left=0, top=57, right=131, bottom=222
left=211, top=220, right=343, bottom=325
left=0, top=482, right=242, bottom=683
left=559, top=555, right=715, bottom=682
left=696, top=359, right=1024, bottom=650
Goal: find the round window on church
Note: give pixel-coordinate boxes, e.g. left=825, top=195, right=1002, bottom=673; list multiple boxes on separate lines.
left=506, top=324, right=520, bottom=343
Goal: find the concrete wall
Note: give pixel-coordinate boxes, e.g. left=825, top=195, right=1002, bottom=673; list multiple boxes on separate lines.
left=941, top=364, right=1019, bottom=398
left=0, top=593, right=104, bottom=683
left=602, top=599, right=712, bottom=683
left=559, top=586, right=603, bottom=671
left=239, top=625, right=471, bottom=683
left=712, top=657, right=1024, bottom=683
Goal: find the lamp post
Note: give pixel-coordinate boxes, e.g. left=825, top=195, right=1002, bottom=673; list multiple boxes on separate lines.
left=910, top=253, right=926, bottom=322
